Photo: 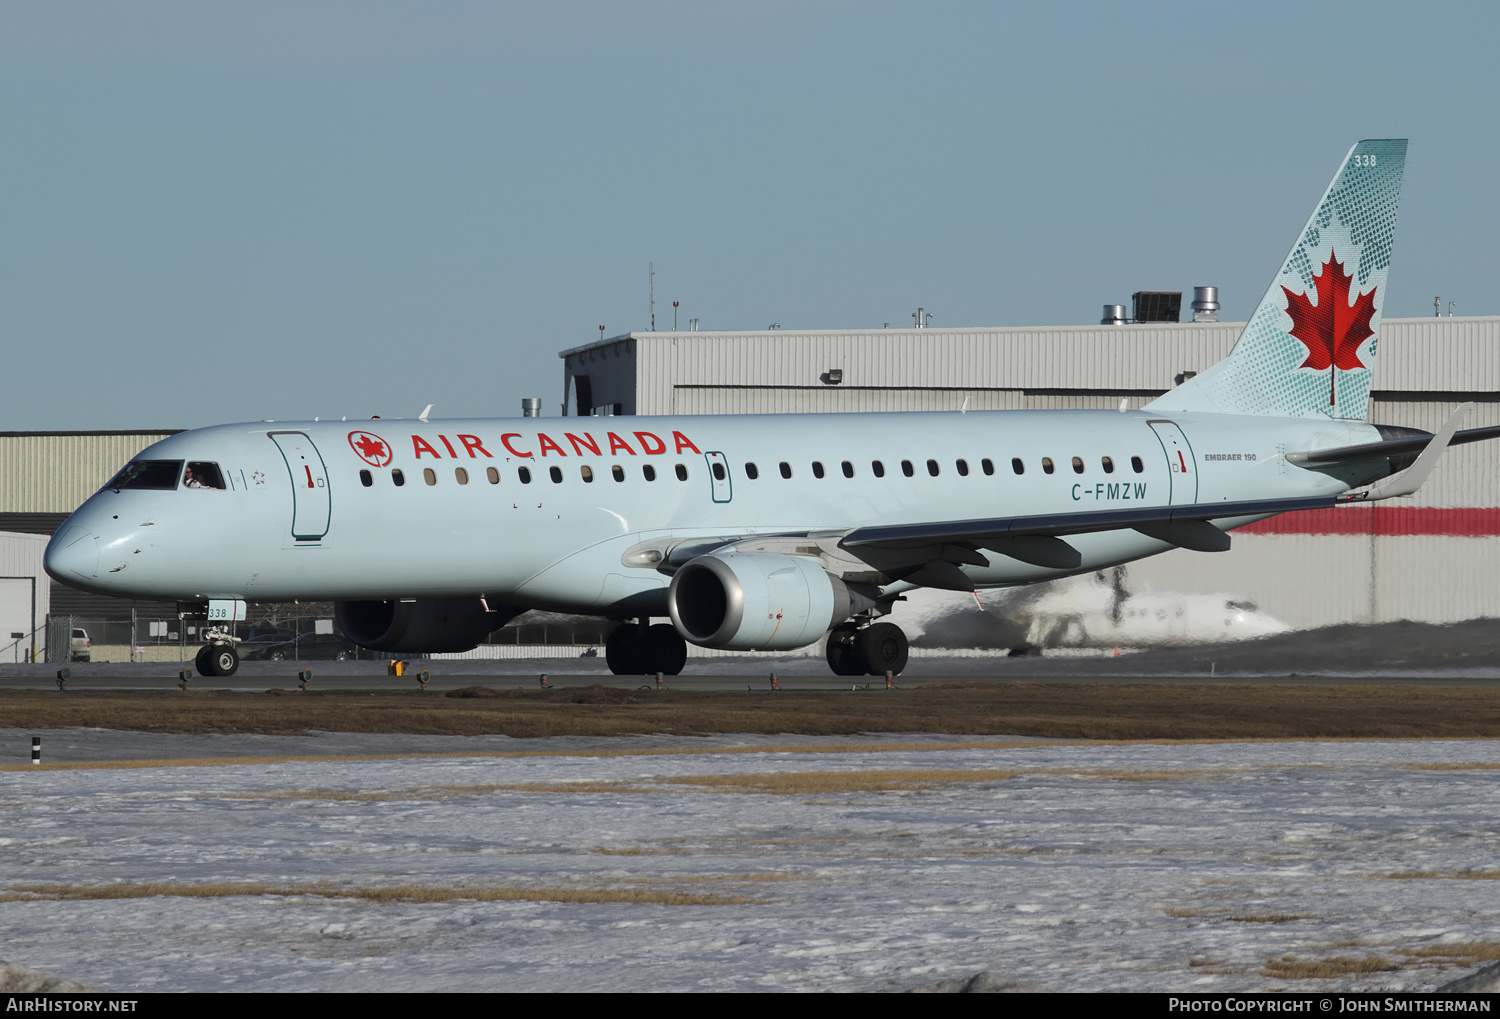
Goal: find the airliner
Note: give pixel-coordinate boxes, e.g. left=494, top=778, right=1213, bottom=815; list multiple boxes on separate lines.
left=43, top=139, right=1500, bottom=678
left=896, top=571, right=1290, bottom=653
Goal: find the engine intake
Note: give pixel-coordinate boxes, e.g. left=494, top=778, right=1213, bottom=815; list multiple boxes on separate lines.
left=335, top=598, right=516, bottom=653
left=668, top=553, right=852, bottom=651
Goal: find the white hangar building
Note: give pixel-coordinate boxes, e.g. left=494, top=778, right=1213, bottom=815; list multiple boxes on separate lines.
left=559, top=315, right=1500, bottom=630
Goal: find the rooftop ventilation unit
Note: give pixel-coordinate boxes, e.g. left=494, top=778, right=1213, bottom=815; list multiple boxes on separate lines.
left=1101, top=304, right=1128, bottom=326
left=1192, top=286, right=1220, bottom=322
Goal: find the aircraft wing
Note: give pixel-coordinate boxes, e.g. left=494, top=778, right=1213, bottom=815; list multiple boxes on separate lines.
left=838, top=494, right=1337, bottom=574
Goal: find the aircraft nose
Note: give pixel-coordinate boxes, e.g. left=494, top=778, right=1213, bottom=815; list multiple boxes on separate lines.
left=44, top=525, right=100, bottom=583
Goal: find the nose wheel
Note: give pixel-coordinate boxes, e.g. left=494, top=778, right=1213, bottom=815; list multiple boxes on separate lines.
left=825, top=622, right=908, bottom=677
left=194, top=643, right=240, bottom=678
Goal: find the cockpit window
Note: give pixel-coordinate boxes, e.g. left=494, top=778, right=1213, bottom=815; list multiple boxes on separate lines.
left=107, top=460, right=183, bottom=491
left=184, top=462, right=226, bottom=490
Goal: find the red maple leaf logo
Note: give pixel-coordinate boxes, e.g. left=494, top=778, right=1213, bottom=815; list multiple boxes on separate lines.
left=347, top=431, right=392, bottom=467
left=1281, top=251, right=1377, bottom=406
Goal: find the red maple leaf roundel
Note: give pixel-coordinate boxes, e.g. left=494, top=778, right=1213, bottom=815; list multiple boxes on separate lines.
left=348, top=430, right=392, bottom=467
left=1281, top=251, right=1377, bottom=406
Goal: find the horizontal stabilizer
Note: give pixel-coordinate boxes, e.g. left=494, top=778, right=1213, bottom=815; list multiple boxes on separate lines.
left=1348, top=404, right=1470, bottom=502
left=1287, top=420, right=1500, bottom=465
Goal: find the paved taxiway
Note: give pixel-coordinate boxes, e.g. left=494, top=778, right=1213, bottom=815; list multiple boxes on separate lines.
left=3, top=656, right=1500, bottom=692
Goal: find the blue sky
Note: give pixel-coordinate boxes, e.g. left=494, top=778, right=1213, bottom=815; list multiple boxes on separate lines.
left=4, top=1, right=1496, bottom=429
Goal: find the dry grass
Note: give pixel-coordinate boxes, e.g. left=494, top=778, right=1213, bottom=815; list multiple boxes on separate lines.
left=1256, top=940, right=1500, bottom=981
left=1164, top=907, right=1311, bottom=923
left=1401, top=762, right=1500, bottom=771
left=1374, top=870, right=1500, bottom=880
left=0, top=881, right=760, bottom=906
left=1262, top=954, right=1401, bottom=979
left=1399, top=942, right=1500, bottom=966
left=4, top=681, right=1500, bottom=743
left=178, top=766, right=1244, bottom=803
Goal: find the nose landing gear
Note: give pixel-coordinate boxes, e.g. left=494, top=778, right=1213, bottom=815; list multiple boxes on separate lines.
left=194, top=627, right=240, bottom=677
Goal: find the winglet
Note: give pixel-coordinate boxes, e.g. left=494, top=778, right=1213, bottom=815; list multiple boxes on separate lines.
left=1343, top=403, right=1470, bottom=502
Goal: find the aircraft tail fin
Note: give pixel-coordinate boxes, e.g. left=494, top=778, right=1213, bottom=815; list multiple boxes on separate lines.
left=1146, top=139, right=1407, bottom=420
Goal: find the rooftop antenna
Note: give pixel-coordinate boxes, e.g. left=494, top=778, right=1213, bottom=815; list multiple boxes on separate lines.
left=649, top=263, right=655, bottom=331
left=599, top=325, right=605, bottom=343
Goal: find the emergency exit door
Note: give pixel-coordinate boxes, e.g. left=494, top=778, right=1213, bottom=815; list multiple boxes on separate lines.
left=704, top=451, right=733, bottom=503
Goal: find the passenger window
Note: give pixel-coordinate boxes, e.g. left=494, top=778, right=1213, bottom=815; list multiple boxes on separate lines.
left=926, top=459, right=939, bottom=477
left=1042, top=457, right=1055, bottom=475
left=518, top=466, right=532, bottom=484
left=487, top=466, right=500, bottom=484
left=359, top=469, right=373, bottom=488
left=675, top=464, right=688, bottom=481
left=1071, top=457, right=1084, bottom=475
left=643, top=464, right=657, bottom=482
left=1102, top=456, right=1115, bottom=474
left=841, top=461, right=854, bottom=478
left=901, top=460, right=914, bottom=477
left=455, top=467, right=469, bottom=485
left=1011, top=458, right=1024, bottom=475
left=549, top=466, right=563, bottom=483
left=711, top=462, right=726, bottom=481
left=956, top=459, right=969, bottom=477
left=745, top=462, right=759, bottom=480
left=981, top=458, right=994, bottom=475
left=1131, top=456, right=1145, bottom=473
left=184, top=462, right=226, bottom=490
left=779, top=462, right=792, bottom=479
left=612, top=464, right=625, bottom=482
left=872, top=460, right=885, bottom=478
left=392, top=468, right=406, bottom=487
left=812, top=461, right=825, bottom=479
left=424, top=468, right=437, bottom=486
left=581, top=465, right=594, bottom=483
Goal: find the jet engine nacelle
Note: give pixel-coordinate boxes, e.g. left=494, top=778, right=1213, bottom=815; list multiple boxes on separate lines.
left=668, top=553, right=852, bottom=651
left=335, top=597, right=514, bottom=653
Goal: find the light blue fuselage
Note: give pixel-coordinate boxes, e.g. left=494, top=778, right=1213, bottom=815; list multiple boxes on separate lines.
left=45, top=409, right=1379, bottom=617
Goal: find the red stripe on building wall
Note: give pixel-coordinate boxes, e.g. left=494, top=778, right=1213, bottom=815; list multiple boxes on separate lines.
left=1238, top=506, right=1500, bottom=537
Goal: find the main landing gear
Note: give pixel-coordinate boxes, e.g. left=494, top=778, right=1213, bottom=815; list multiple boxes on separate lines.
left=825, top=622, right=909, bottom=677
left=605, top=621, right=688, bottom=676
left=194, top=641, right=240, bottom=677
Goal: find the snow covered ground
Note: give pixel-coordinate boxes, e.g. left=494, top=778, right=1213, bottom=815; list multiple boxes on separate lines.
left=2, top=733, right=1498, bottom=992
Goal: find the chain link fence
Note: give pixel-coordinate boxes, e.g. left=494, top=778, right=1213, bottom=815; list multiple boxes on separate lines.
left=40, top=611, right=616, bottom=663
